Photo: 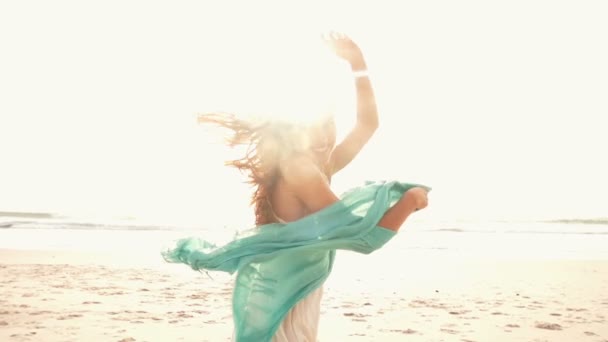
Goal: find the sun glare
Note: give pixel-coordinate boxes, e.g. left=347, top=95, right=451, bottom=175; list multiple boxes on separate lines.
left=248, top=39, right=348, bottom=126
left=198, top=14, right=354, bottom=128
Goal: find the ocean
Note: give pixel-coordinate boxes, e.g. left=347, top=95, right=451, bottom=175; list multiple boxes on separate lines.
left=1, top=211, right=607, bottom=261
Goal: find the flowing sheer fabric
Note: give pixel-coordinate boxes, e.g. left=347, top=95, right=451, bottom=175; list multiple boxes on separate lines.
left=266, top=200, right=324, bottom=342
left=162, top=180, right=430, bottom=342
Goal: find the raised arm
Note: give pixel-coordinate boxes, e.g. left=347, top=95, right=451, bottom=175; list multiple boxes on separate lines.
left=323, top=32, right=379, bottom=175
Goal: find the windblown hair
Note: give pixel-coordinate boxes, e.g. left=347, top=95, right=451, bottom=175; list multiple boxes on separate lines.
left=198, top=113, right=311, bottom=226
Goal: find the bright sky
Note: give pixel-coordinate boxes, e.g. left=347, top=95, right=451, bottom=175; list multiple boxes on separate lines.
left=1, top=1, right=606, bottom=225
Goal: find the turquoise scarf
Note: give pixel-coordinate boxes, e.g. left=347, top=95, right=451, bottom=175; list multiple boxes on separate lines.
left=162, top=180, right=429, bottom=341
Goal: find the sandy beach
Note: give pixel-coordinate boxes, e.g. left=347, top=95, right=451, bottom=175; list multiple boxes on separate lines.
left=1, top=248, right=607, bottom=342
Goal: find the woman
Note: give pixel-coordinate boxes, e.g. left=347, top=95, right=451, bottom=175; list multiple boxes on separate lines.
left=166, top=32, right=429, bottom=341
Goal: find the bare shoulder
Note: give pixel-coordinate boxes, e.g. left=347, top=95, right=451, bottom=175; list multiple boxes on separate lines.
left=279, top=155, right=339, bottom=213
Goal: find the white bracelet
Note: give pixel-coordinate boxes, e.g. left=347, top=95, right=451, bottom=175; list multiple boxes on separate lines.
left=352, top=69, right=369, bottom=78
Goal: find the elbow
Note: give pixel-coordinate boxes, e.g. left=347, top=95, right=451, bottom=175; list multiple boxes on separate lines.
left=358, top=112, right=379, bottom=129
left=367, top=117, right=379, bottom=132
left=363, top=120, right=379, bottom=137
left=356, top=112, right=379, bottom=133
left=368, top=110, right=379, bottom=130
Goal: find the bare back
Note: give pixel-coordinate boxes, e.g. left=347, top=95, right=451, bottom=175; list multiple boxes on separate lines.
left=269, top=159, right=333, bottom=224
left=269, top=179, right=307, bottom=223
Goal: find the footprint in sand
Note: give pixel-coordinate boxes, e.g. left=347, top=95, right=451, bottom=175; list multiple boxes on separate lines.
left=535, top=322, right=562, bottom=330
left=99, top=291, right=126, bottom=296
left=505, top=324, right=520, bottom=328
left=0, top=321, right=8, bottom=326
left=409, top=299, right=449, bottom=310
left=57, top=314, right=83, bottom=320
left=584, top=331, right=597, bottom=336
left=82, top=301, right=101, bottom=304
left=30, top=310, right=53, bottom=315
left=440, top=328, right=459, bottom=334
left=343, top=312, right=369, bottom=318
left=449, top=310, right=471, bottom=315
left=391, top=329, right=417, bottom=334
left=118, top=338, right=136, bottom=342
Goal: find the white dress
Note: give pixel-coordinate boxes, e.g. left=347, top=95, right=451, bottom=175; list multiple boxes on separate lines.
left=230, top=284, right=324, bottom=342
left=272, top=286, right=323, bottom=342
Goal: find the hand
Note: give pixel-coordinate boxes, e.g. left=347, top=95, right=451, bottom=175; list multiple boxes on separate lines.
left=322, top=31, right=366, bottom=70
left=403, top=187, right=429, bottom=211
